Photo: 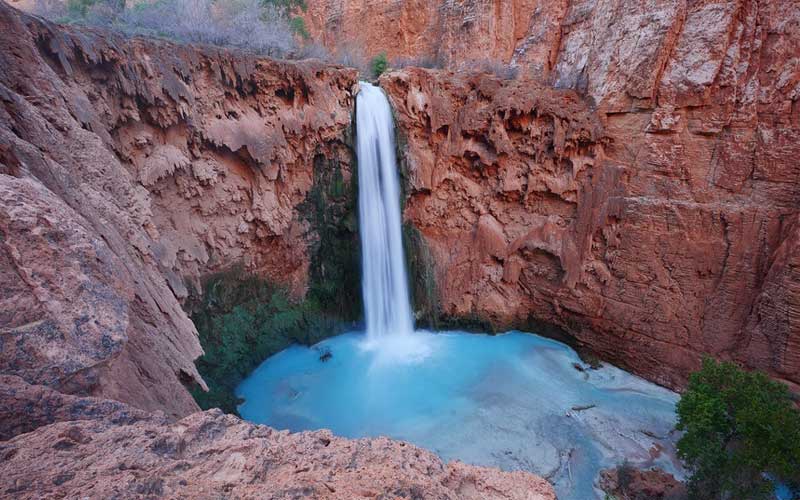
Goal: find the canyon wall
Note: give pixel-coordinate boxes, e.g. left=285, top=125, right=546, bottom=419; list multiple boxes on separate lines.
left=0, top=1, right=358, bottom=417
left=380, top=0, right=800, bottom=390
left=302, top=0, right=556, bottom=70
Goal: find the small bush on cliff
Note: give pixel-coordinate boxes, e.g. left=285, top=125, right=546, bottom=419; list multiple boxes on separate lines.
left=676, top=358, right=800, bottom=499
left=370, top=51, right=388, bottom=79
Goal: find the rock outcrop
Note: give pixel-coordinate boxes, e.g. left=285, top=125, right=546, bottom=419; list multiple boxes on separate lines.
left=0, top=1, right=358, bottom=416
left=0, top=374, right=160, bottom=441
left=598, top=466, right=687, bottom=500
left=0, top=406, right=556, bottom=499
left=382, top=21, right=799, bottom=390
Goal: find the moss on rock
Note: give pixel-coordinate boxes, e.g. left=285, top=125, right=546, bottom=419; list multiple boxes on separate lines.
left=190, top=146, right=361, bottom=415
left=189, top=267, right=340, bottom=415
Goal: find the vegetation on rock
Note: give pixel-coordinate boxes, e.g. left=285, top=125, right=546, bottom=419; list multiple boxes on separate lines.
left=302, top=154, right=361, bottom=322
left=189, top=268, right=340, bottom=414
left=676, top=358, right=800, bottom=499
left=190, top=153, right=359, bottom=415
left=370, top=51, right=388, bottom=79
left=34, top=0, right=329, bottom=60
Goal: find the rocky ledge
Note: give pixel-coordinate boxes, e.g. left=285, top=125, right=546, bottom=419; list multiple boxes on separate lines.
left=1, top=400, right=555, bottom=500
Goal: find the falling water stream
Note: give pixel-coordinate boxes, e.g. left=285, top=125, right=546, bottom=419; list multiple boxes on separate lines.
left=237, top=82, right=683, bottom=499
left=353, top=82, right=430, bottom=362
left=355, top=82, right=414, bottom=340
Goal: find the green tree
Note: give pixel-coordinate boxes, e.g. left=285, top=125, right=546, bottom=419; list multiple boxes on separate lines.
left=370, top=51, right=388, bottom=79
left=676, top=357, right=800, bottom=499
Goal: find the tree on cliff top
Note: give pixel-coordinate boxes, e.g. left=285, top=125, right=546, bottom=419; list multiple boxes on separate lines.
left=370, top=52, right=388, bottom=79
left=676, top=358, right=800, bottom=499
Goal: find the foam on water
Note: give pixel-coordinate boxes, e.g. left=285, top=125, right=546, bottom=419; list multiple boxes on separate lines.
left=237, top=330, right=683, bottom=499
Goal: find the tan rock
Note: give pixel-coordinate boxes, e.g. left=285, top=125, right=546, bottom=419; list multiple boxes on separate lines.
left=0, top=407, right=556, bottom=500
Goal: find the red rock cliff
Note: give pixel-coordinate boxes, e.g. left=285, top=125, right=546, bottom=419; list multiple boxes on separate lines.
left=380, top=0, right=800, bottom=391
left=0, top=1, right=358, bottom=417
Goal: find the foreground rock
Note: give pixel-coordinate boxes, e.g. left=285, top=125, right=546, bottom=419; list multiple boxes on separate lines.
left=0, top=1, right=357, bottom=416
left=0, top=375, right=160, bottom=441
left=0, top=407, right=555, bottom=500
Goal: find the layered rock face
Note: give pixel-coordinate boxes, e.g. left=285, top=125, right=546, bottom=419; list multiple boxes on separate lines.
left=0, top=1, right=358, bottom=417
left=381, top=0, right=800, bottom=391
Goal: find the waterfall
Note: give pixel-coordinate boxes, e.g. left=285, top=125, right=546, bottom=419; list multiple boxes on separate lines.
left=356, top=82, right=415, bottom=344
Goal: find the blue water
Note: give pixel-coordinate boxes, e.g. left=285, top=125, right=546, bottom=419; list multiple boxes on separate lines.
left=237, top=330, right=683, bottom=499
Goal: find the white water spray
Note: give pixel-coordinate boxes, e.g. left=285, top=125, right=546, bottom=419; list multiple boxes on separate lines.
left=356, top=82, right=428, bottom=361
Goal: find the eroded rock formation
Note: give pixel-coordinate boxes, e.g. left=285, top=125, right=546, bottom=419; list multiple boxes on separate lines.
left=304, top=3, right=800, bottom=393
left=0, top=1, right=358, bottom=416
left=382, top=0, right=800, bottom=390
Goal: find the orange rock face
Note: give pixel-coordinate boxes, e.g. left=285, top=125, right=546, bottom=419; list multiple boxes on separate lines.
left=382, top=0, right=800, bottom=391
left=304, top=0, right=559, bottom=68
left=0, top=2, right=358, bottom=416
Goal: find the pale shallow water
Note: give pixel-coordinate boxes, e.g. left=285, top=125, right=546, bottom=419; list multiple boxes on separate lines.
left=237, top=330, right=683, bottom=499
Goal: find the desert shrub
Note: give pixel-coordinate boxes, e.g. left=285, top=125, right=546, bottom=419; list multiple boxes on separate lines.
left=676, top=357, right=800, bottom=499
left=288, top=16, right=308, bottom=39
left=262, top=0, right=305, bottom=9
left=34, top=0, right=297, bottom=57
left=294, top=41, right=329, bottom=60
left=121, top=0, right=295, bottom=57
left=370, top=51, right=388, bottom=79
left=32, top=0, right=378, bottom=73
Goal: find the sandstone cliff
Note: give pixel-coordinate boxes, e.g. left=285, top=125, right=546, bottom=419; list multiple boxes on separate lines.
left=379, top=0, right=800, bottom=389
left=0, top=1, right=358, bottom=417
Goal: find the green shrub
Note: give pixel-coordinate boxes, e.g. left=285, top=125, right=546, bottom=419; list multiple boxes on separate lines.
left=66, top=0, right=96, bottom=17
left=370, top=51, right=388, bottom=79
left=676, top=357, right=800, bottom=499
